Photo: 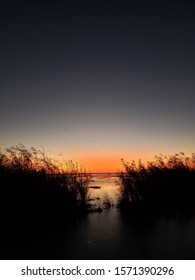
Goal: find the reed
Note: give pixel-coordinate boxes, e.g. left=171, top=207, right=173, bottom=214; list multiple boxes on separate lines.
left=0, top=144, right=91, bottom=241
left=118, top=153, right=195, bottom=216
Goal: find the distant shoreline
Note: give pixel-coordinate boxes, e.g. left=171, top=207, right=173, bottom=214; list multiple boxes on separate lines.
left=87, top=172, right=118, bottom=175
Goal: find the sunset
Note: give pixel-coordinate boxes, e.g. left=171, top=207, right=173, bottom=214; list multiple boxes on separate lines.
left=1, top=0, right=195, bottom=261
left=66, top=151, right=155, bottom=173
left=1, top=0, right=195, bottom=173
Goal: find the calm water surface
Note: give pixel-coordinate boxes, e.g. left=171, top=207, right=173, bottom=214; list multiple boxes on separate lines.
left=44, top=174, right=195, bottom=259
left=88, top=173, right=120, bottom=208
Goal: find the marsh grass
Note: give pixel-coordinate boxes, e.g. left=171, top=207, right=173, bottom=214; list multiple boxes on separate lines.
left=0, top=144, right=91, bottom=256
left=118, top=153, right=195, bottom=217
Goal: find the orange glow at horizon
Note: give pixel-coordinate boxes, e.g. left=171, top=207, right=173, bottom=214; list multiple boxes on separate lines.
left=72, top=151, right=155, bottom=173
left=82, top=156, right=123, bottom=173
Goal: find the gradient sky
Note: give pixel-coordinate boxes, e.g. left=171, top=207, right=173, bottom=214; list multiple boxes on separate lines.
left=1, top=0, right=195, bottom=172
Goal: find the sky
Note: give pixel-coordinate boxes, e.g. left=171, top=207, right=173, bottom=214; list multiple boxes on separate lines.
left=1, top=0, right=195, bottom=172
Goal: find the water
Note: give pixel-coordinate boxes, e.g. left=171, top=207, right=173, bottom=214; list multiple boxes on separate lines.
left=40, top=173, right=195, bottom=260
left=31, top=174, right=195, bottom=259
left=87, top=173, right=120, bottom=210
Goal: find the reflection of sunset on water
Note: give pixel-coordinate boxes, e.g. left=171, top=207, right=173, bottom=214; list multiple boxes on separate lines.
left=89, top=173, right=120, bottom=204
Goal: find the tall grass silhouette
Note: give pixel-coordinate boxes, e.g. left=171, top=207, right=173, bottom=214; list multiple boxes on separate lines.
left=0, top=144, right=91, bottom=257
left=118, top=153, right=195, bottom=217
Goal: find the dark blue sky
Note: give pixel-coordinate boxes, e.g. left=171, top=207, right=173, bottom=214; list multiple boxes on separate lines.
left=1, top=0, right=195, bottom=171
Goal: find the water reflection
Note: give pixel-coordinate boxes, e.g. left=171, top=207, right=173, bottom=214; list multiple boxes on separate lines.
left=56, top=210, right=195, bottom=259
left=19, top=173, right=195, bottom=259
left=55, top=174, right=195, bottom=259
left=88, top=173, right=120, bottom=210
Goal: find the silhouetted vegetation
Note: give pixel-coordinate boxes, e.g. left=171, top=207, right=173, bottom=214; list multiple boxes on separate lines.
left=0, top=144, right=91, bottom=258
left=118, top=153, right=195, bottom=217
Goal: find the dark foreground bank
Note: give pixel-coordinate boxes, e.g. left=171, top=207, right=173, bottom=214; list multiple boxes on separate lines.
left=118, top=153, right=195, bottom=217
left=0, top=145, right=90, bottom=258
